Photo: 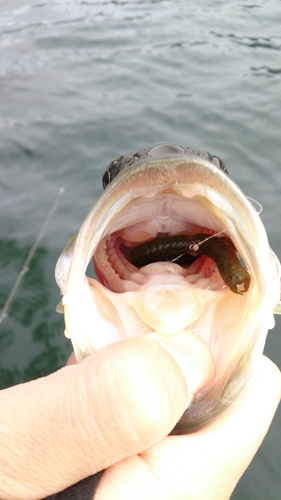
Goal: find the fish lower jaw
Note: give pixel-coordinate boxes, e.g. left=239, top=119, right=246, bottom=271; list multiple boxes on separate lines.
left=83, top=275, right=228, bottom=353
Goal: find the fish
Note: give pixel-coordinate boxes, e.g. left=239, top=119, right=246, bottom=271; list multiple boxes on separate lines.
left=55, top=142, right=281, bottom=433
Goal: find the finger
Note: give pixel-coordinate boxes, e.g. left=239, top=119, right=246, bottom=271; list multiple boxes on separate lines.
left=0, top=332, right=214, bottom=500
left=96, top=356, right=281, bottom=500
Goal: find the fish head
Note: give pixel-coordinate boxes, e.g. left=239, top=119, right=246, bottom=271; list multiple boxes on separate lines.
left=55, top=143, right=281, bottom=432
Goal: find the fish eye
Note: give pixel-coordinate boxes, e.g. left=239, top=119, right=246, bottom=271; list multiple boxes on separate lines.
left=102, top=169, right=110, bottom=188
left=102, top=159, right=119, bottom=189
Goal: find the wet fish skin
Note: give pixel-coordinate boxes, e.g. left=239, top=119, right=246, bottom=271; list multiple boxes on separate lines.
left=102, top=143, right=228, bottom=188
left=55, top=143, right=281, bottom=433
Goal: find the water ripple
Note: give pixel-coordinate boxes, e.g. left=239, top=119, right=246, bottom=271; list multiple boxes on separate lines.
left=251, top=65, right=281, bottom=77
left=212, top=31, right=281, bottom=50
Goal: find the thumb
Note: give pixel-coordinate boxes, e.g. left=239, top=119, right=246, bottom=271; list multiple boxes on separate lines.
left=0, top=333, right=214, bottom=500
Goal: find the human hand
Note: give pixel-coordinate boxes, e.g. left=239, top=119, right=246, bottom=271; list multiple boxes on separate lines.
left=0, top=333, right=280, bottom=500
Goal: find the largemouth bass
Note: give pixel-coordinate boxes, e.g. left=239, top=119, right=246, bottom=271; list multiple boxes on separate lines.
left=55, top=143, right=281, bottom=432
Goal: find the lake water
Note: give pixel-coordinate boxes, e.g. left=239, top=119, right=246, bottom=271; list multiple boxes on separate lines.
left=0, top=0, right=281, bottom=498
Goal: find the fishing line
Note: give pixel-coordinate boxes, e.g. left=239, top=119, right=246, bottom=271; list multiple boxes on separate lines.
left=0, top=187, right=65, bottom=327
left=246, top=196, right=263, bottom=215
left=172, top=195, right=263, bottom=261
left=171, top=229, right=231, bottom=263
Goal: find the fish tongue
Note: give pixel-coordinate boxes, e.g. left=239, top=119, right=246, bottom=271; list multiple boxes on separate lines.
left=133, top=276, right=205, bottom=335
left=125, top=274, right=216, bottom=335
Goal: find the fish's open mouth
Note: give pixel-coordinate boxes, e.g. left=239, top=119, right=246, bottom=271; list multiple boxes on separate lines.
left=94, top=206, right=226, bottom=295
left=85, top=184, right=253, bottom=388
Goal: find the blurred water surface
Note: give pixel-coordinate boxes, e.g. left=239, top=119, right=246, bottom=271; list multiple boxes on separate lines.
left=0, top=1, right=281, bottom=498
